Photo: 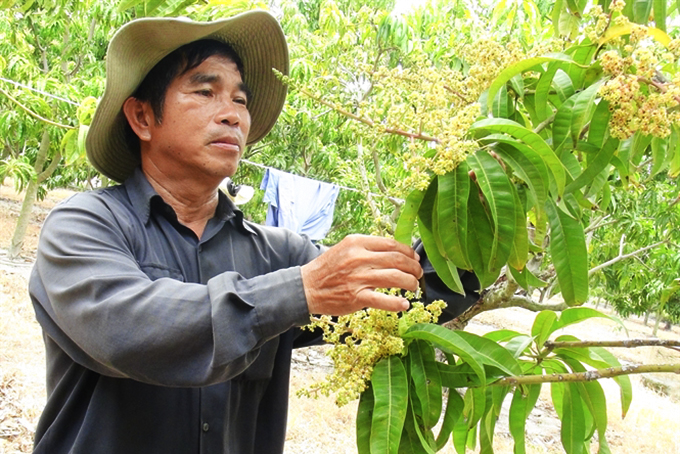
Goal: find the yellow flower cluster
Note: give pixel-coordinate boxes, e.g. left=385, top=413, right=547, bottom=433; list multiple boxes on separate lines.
left=584, top=5, right=610, bottom=42
left=597, top=23, right=680, bottom=140
left=299, top=300, right=447, bottom=406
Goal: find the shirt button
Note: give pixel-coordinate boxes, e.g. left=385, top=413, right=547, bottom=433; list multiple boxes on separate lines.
left=202, top=423, right=210, bottom=432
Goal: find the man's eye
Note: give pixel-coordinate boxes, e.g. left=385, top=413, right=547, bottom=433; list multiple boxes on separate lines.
left=196, top=89, right=212, bottom=96
left=234, top=97, right=247, bottom=106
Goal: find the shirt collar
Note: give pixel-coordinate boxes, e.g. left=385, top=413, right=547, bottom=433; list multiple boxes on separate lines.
left=123, top=167, right=256, bottom=235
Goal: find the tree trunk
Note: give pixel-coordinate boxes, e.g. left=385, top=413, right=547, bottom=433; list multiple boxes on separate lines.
left=644, top=310, right=650, bottom=326
left=653, top=309, right=662, bottom=337
left=8, top=130, right=57, bottom=260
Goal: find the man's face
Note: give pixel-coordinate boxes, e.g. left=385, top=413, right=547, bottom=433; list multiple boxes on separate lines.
left=141, top=55, right=251, bottom=183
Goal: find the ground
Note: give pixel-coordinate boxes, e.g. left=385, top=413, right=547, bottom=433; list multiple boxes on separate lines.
left=0, top=182, right=679, bottom=454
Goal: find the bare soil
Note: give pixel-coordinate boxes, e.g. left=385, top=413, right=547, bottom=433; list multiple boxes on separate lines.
left=0, top=181, right=679, bottom=454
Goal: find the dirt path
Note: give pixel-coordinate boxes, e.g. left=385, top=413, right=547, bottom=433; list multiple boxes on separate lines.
left=1, top=183, right=679, bottom=454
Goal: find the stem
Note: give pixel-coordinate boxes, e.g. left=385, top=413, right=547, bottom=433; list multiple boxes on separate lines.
left=544, top=339, right=680, bottom=350
left=491, top=363, right=680, bottom=386
left=533, top=113, right=556, bottom=134
left=0, top=87, right=75, bottom=129
left=589, top=240, right=667, bottom=276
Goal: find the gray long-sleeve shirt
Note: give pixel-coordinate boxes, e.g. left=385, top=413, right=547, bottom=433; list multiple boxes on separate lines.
left=29, top=168, right=323, bottom=454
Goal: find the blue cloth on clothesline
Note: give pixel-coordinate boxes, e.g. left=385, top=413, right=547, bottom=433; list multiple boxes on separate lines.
left=261, top=168, right=340, bottom=241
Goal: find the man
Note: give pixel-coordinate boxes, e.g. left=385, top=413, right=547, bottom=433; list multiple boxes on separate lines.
left=29, top=11, right=423, bottom=454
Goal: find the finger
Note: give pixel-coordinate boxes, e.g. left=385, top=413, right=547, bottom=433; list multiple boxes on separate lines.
left=357, top=290, right=409, bottom=312
left=351, top=235, right=420, bottom=260
left=359, top=269, right=420, bottom=293
left=359, top=251, right=423, bottom=280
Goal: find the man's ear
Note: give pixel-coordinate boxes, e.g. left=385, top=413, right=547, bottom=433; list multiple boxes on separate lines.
left=122, top=97, right=154, bottom=142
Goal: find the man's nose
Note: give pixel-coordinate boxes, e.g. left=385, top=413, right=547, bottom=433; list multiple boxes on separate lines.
left=217, top=101, right=240, bottom=126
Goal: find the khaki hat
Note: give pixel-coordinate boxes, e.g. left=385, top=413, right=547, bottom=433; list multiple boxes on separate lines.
left=86, top=11, right=289, bottom=183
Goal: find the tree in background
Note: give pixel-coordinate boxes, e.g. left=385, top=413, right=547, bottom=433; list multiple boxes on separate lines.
left=1, top=0, right=680, bottom=452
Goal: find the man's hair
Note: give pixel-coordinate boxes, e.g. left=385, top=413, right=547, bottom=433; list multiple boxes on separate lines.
left=125, top=39, right=248, bottom=155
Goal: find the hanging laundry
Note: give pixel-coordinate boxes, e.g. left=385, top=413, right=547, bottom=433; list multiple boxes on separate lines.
left=260, top=168, right=340, bottom=240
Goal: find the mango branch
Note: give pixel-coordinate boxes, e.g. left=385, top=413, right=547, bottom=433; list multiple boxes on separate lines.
left=0, top=87, right=76, bottom=130
left=589, top=239, right=668, bottom=276
left=545, top=339, right=680, bottom=350
left=490, top=363, right=680, bottom=386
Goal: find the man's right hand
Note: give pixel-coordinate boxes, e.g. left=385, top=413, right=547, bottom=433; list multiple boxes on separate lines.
left=300, top=235, right=423, bottom=316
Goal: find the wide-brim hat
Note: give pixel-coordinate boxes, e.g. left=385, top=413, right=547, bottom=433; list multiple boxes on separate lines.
left=87, top=11, right=289, bottom=183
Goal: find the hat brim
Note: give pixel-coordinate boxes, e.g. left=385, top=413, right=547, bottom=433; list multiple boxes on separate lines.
left=86, top=11, right=289, bottom=183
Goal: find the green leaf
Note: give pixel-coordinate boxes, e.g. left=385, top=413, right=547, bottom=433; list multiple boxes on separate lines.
left=487, top=53, right=574, bottom=112
left=589, top=347, right=633, bottom=417
left=535, top=62, right=560, bottom=119
left=437, top=164, right=472, bottom=270
left=483, top=329, right=525, bottom=343
left=553, top=345, right=633, bottom=417
left=370, top=356, right=409, bottom=454
left=470, top=118, right=566, bottom=194
left=531, top=310, right=558, bottom=347
left=479, top=399, right=498, bottom=454
left=395, top=188, right=426, bottom=245
left=509, top=388, right=531, bottom=454
left=400, top=397, right=436, bottom=454
left=436, top=389, right=464, bottom=450
left=561, top=358, right=611, bottom=454
left=510, top=266, right=548, bottom=292
left=553, top=68, right=576, bottom=101
left=552, top=307, right=627, bottom=334
left=570, top=80, right=604, bottom=142
left=553, top=96, right=576, bottom=149
left=587, top=100, right=611, bottom=149
left=564, top=137, right=618, bottom=194
left=634, top=0, right=653, bottom=24
left=486, top=138, right=550, bottom=212
left=466, top=181, right=500, bottom=289
left=407, top=340, right=443, bottom=430
left=492, top=84, right=514, bottom=118
left=437, top=362, right=482, bottom=388
left=466, top=150, right=517, bottom=273
left=545, top=200, right=588, bottom=305
left=463, top=387, right=487, bottom=430
left=504, top=335, right=534, bottom=358
left=419, top=178, right=465, bottom=294
left=357, top=384, right=375, bottom=454
left=650, top=136, right=668, bottom=177
left=403, top=324, right=487, bottom=385
left=561, top=383, right=586, bottom=454
left=508, top=185, right=529, bottom=270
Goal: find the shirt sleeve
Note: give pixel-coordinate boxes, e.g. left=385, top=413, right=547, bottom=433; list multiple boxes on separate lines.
left=29, top=193, right=320, bottom=388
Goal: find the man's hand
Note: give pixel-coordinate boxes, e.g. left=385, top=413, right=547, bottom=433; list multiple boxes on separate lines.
left=300, top=235, right=423, bottom=315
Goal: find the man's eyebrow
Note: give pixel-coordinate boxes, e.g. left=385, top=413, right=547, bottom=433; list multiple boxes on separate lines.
left=188, top=73, right=220, bottom=85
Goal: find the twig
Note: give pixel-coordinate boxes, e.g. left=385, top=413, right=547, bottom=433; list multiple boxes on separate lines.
left=589, top=240, right=667, bottom=276
left=533, top=113, right=556, bottom=134
left=491, top=363, right=680, bottom=387
left=0, top=87, right=76, bottom=130
left=544, top=339, right=680, bottom=350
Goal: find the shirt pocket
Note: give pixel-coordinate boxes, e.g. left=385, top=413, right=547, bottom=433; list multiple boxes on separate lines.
left=139, top=263, right=185, bottom=282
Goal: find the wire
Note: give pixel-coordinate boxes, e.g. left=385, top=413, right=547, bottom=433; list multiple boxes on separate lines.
left=239, top=158, right=403, bottom=203
left=0, top=76, right=80, bottom=106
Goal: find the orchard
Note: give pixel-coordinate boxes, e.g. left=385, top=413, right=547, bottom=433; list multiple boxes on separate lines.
left=1, top=0, right=680, bottom=453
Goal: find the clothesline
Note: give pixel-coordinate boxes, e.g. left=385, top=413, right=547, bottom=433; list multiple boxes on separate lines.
left=0, top=77, right=80, bottom=106
left=239, top=158, right=403, bottom=204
